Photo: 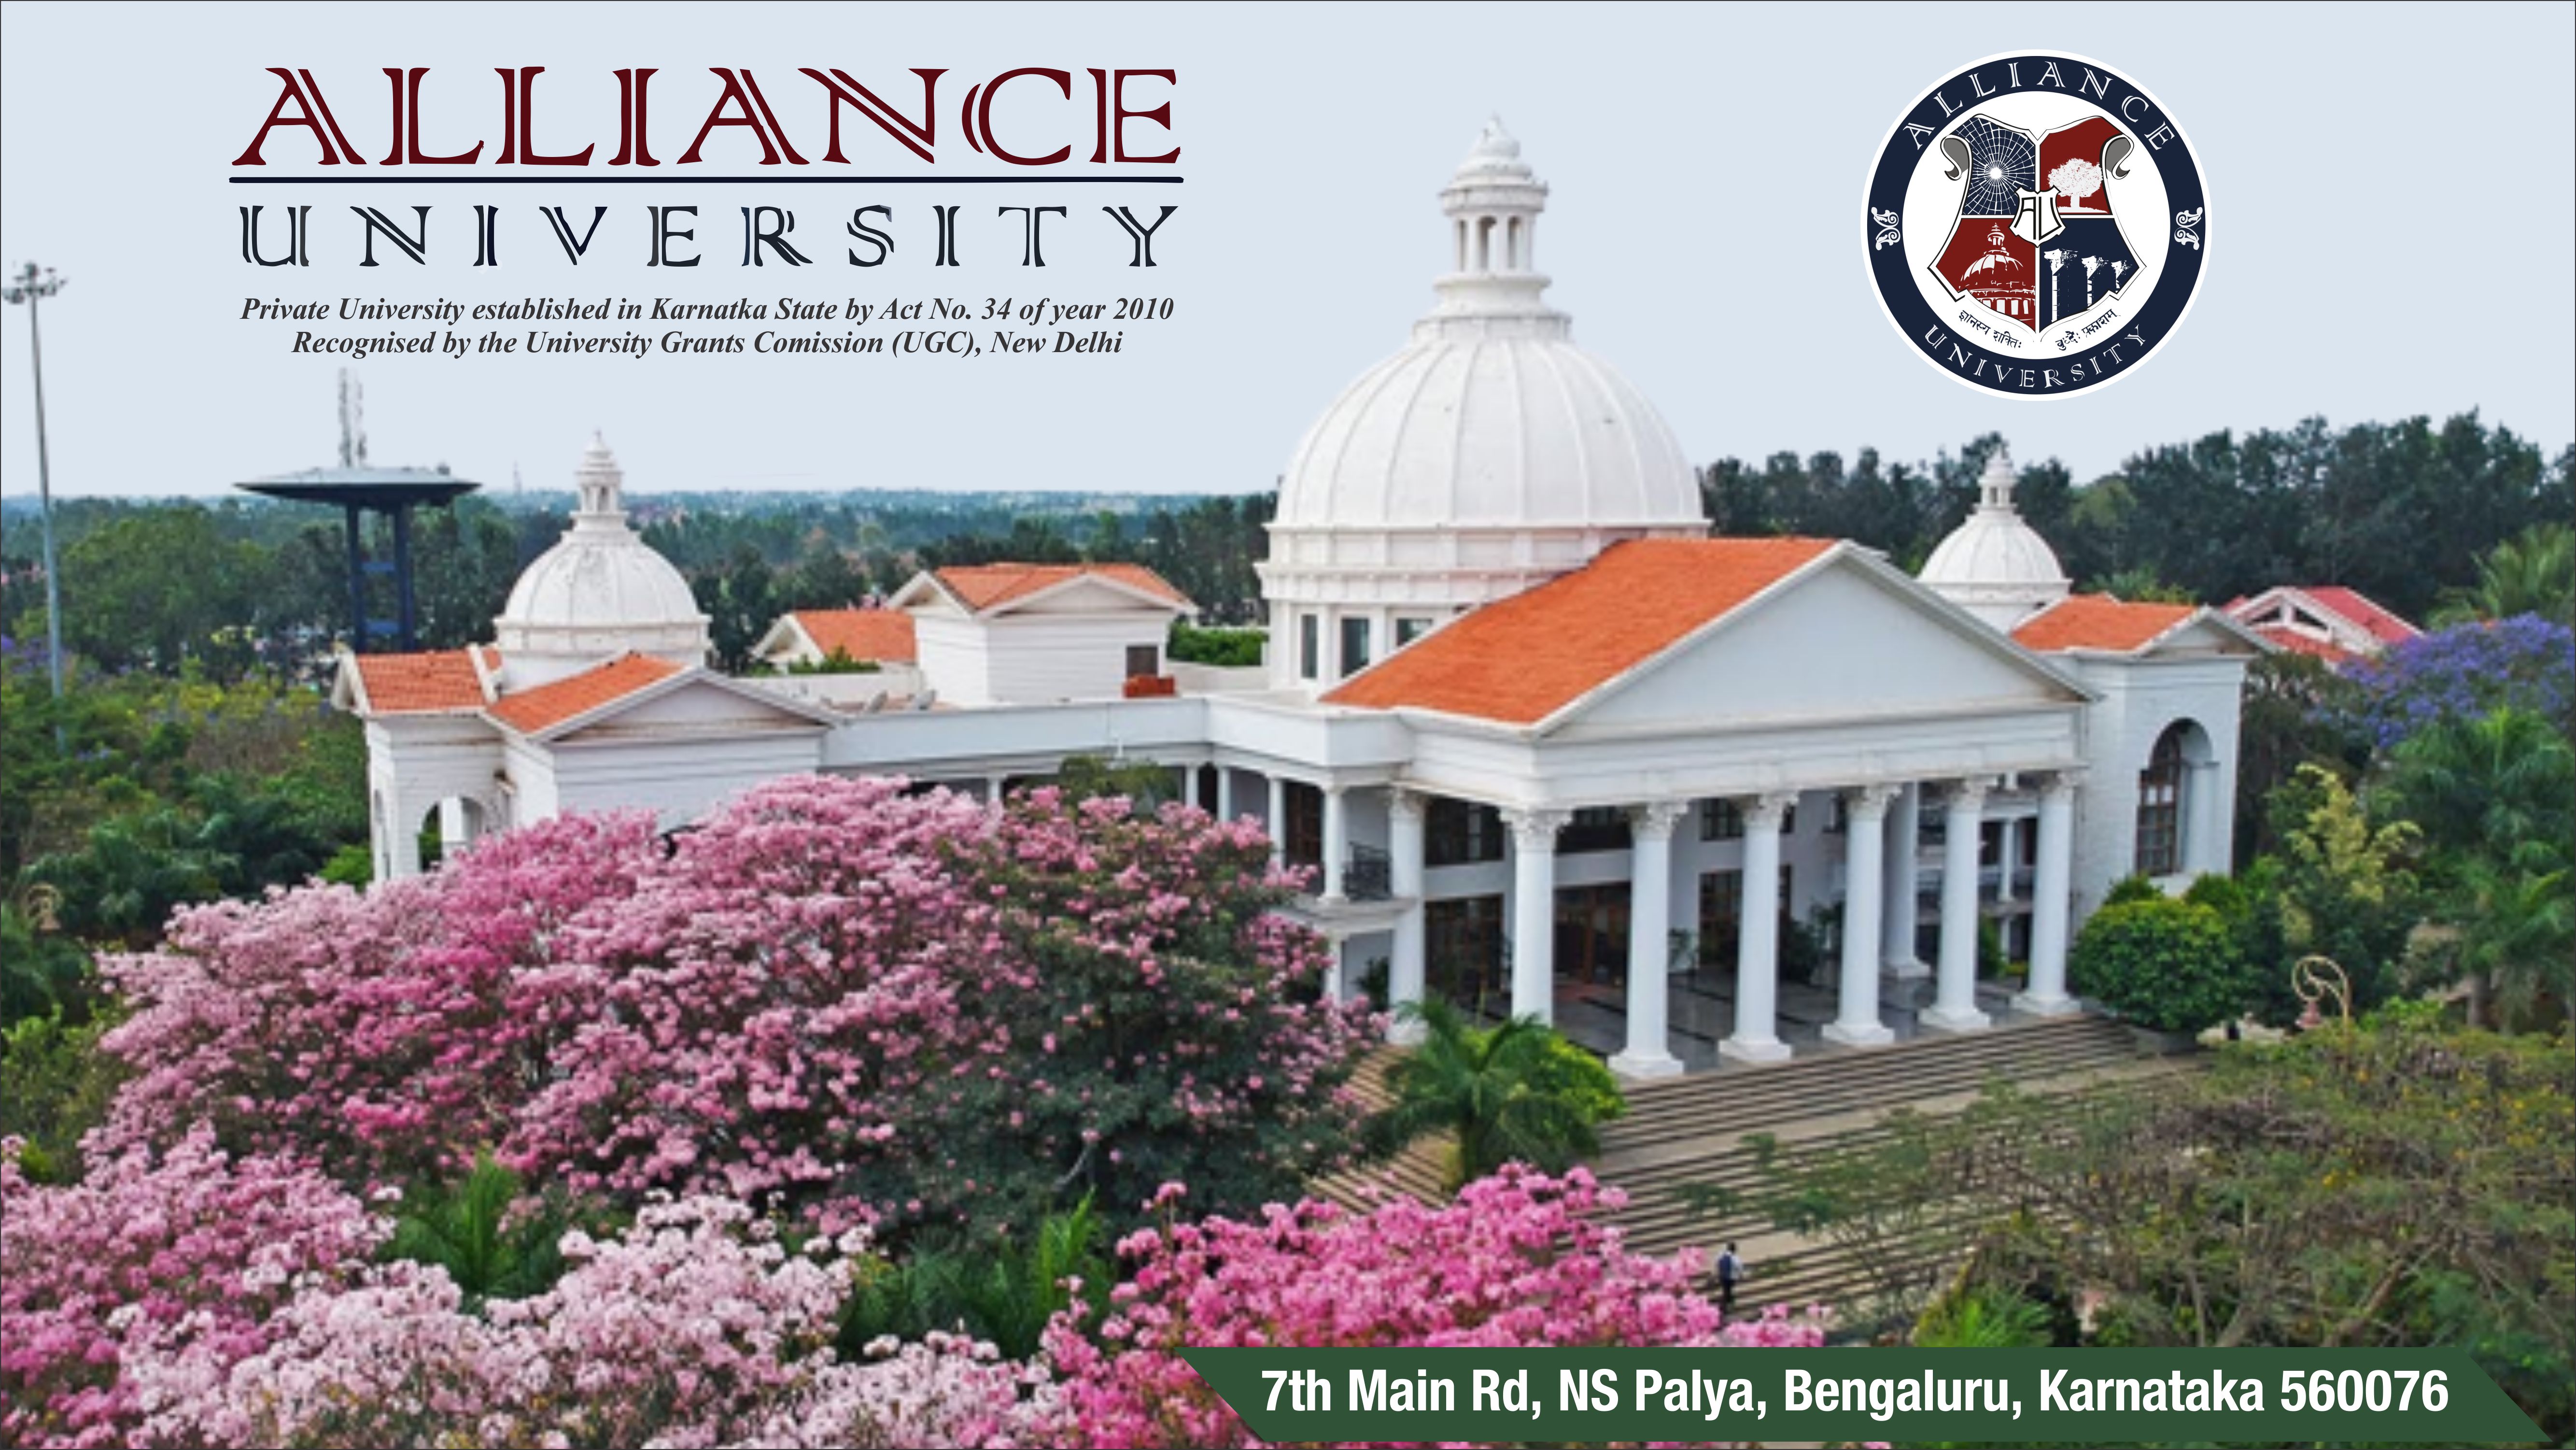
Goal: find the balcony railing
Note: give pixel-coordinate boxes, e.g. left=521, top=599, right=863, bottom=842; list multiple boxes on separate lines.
left=1342, top=842, right=1393, bottom=902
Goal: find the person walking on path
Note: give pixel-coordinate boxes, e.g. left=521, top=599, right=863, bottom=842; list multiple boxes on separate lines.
left=1716, top=1242, right=1746, bottom=1319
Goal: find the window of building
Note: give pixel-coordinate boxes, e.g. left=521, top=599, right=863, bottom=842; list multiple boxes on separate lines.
left=1427, top=797, right=1504, bottom=866
left=1395, top=616, right=1433, bottom=648
left=1124, top=642, right=1160, bottom=680
left=1701, top=798, right=1793, bottom=841
left=2135, top=725, right=2186, bottom=876
left=1823, top=795, right=1847, bottom=835
left=1298, top=614, right=1320, bottom=680
left=1282, top=781, right=1324, bottom=871
left=1702, top=799, right=1743, bottom=841
left=1698, top=869, right=1743, bottom=967
left=1560, top=805, right=1633, bottom=854
left=1426, top=895, right=1506, bottom=1009
left=1339, top=615, right=1372, bottom=677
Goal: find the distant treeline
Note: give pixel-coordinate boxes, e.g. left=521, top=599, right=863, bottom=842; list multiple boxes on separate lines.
left=4, top=412, right=2562, bottom=678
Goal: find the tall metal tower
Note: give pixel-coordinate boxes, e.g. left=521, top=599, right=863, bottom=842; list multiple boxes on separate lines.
left=237, top=372, right=479, bottom=653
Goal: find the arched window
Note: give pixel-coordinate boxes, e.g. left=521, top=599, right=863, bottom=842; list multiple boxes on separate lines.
left=1506, top=215, right=1523, bottom=269
left=2135, top=725, right=2186, bottom=876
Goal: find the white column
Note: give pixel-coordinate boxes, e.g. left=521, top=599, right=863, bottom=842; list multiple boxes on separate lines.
left=1611, top=801, right=1689, bottom=1080
left=2013, top=771, right=2082, bottom=1017
left=1995, top=815, right=2019, bottom=903
left=985, top=773, right=1009, bottom=811
left=1267, top=775, right=1287, bottom=870
left=1825, top=784, right=1898, bottom=1047
left=1387, top=788, right=1428, bottom=1043
left=1216, top=764, right=1235, bottom=823
left=1924, top=779, right=1993, bottom=1033
left=1722, top=792, right=1797, bottom=1063
left=1881, top=782, right=1926, bottom=977
left=1320, top=784, right=1349, bottom=902
left=1504, top=807, right=1566, bottom=1024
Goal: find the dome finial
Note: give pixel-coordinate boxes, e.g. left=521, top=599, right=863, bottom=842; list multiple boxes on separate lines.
left=574, top=433, right=628, bottom=527
left=1978, top=446, right=2017, bottom=512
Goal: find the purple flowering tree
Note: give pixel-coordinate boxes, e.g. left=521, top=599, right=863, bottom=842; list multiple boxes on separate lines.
left=2338, top=614, right=2575, bottom=752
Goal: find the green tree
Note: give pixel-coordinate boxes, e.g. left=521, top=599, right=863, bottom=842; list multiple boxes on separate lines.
left=2270, top=763, right=2421, bottom=1009
left=2388, top=708, right=2576, bottom=1029
left=1373, top=1000, right=1624, bottom=1190
left=2433, top=520, right=2574, bottom=626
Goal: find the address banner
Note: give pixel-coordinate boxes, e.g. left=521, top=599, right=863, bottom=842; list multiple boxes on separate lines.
left=1178, top=1347, right=2544, bottom=1444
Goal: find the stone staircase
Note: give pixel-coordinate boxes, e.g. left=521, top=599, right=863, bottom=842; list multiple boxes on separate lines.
left=1313, top=1013, right=2197, bottom=1317
left=1596, top=1013, right=2193, bottom=1314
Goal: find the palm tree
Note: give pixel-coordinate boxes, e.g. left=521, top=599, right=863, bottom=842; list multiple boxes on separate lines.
left=1374, top=1000, right=1620, bottom=1190
left=2389, top=707, right=2576, bottom=1028
left=2433, top=521, right=2574, bottom=626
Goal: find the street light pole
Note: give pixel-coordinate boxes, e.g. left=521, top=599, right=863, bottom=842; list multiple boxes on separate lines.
left=3, top=261, right=68, bottom=704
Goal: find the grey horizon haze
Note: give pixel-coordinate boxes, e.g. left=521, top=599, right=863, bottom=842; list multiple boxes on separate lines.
left=0, top=0, right=2569, bottom=504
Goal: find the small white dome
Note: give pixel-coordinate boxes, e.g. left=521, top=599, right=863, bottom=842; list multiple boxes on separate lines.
left=1919, top=448, right=2070, bottom=630
left=494, top=436, right=711, bottom=686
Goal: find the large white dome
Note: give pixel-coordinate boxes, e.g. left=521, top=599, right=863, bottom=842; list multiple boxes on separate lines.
left=1919, top=448, right=2070, bottom=631
left=1259, top=122, right=1705, bottom=686
left=493, top=436, right=711, bottom=687
left=1276, top=336, right=1697, bottom=530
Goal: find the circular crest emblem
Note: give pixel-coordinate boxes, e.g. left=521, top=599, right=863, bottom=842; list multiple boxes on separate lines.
left=1864, top=51, right=2207, bottom=398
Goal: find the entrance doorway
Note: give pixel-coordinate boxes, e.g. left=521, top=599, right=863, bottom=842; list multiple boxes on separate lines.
left=1554, top=883, right=1632, bottom=989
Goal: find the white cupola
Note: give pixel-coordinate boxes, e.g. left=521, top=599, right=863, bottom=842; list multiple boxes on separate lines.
left=493, top=435, right=712, bottom=687
left=1260, top=120, right=1705, bottom=689
left=1918, top=447, right=2072, bottom=631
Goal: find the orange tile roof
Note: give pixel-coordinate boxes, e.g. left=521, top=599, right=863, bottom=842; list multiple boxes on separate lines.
left=487, top=653, right=682, bottom=734
left=1323, top=537, right=1837, bottom=725
left=2012, top=595, right=2196, bottom=654
left=2248, top=625, right=2360, bottom=665
left=351, top=649, right=490, bottom=713
left=935, top=562, right=1190, bottom=612
left=790, top=608, right=917, bottom=663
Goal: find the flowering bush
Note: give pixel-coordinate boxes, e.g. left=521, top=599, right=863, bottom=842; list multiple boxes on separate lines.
left=1041, top=1169, right=1826, bottom=1448
left=0, top=1126, right=383, bottom=1449
left=127, top=1195, right=1058, bottom=1450
left=2337, top=614, right=2575, bottom=751
left=92, top=776, right=1373, bottom=1239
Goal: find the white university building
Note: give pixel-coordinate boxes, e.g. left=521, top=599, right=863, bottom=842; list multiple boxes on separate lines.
left=339, top=123, right=2266, bottom=1076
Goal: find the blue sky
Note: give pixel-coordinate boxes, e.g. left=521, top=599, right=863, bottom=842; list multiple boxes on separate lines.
left=1, top=1, right=2568, bottom=501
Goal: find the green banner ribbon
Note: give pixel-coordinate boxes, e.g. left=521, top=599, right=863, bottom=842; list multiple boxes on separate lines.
left=1179, top=1348, right=2544, bottom=1444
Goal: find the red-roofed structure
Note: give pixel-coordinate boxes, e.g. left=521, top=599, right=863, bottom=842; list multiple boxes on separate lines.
left=761, top=608, right=918, bottom=665
left=2012, top=595, right=2197, bottom=654
left=486, top=653, right=682, bottom=734
left=1324, top=538, right=1836, bottom=724
left=2224, top=584, right=2419, bottom=664
left=340, top=648, right=492, bottom=714
left=932, top=562, right=1190, bottom=613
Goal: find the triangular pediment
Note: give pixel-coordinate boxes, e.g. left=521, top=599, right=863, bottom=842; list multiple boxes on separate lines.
left=1545, top=550, right=2088, bottom=737
left=535, top=672, right=839, bottom=742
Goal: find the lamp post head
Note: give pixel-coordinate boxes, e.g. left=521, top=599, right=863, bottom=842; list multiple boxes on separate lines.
left=3, top=262, right=66, bottom=303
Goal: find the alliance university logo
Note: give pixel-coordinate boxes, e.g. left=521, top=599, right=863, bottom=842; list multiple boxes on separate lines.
left=1863, top=51, right=2208, bottom=398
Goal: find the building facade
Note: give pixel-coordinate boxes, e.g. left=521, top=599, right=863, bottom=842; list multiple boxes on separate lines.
left=339, top=122, right=2266, bottom=1075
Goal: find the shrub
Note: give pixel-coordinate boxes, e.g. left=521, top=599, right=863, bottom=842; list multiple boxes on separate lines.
left=1165, top=622, right=1265, bottom=669
left=2068, top=896, right=2248, bottom=1032
left=0, top=1005, right=126, bottom=1183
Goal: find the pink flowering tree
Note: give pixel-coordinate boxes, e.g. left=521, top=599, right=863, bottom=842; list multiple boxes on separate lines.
left=90, top=776, right=1375, bottom=1240
left=126, top=1195, right=1059, bottom=1450
left=894, top=789, right=1378, bottom=1237
left=1041, top=1168, right=1828, bottom=1448
left=0, top=1127, right=384, bottom=1449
